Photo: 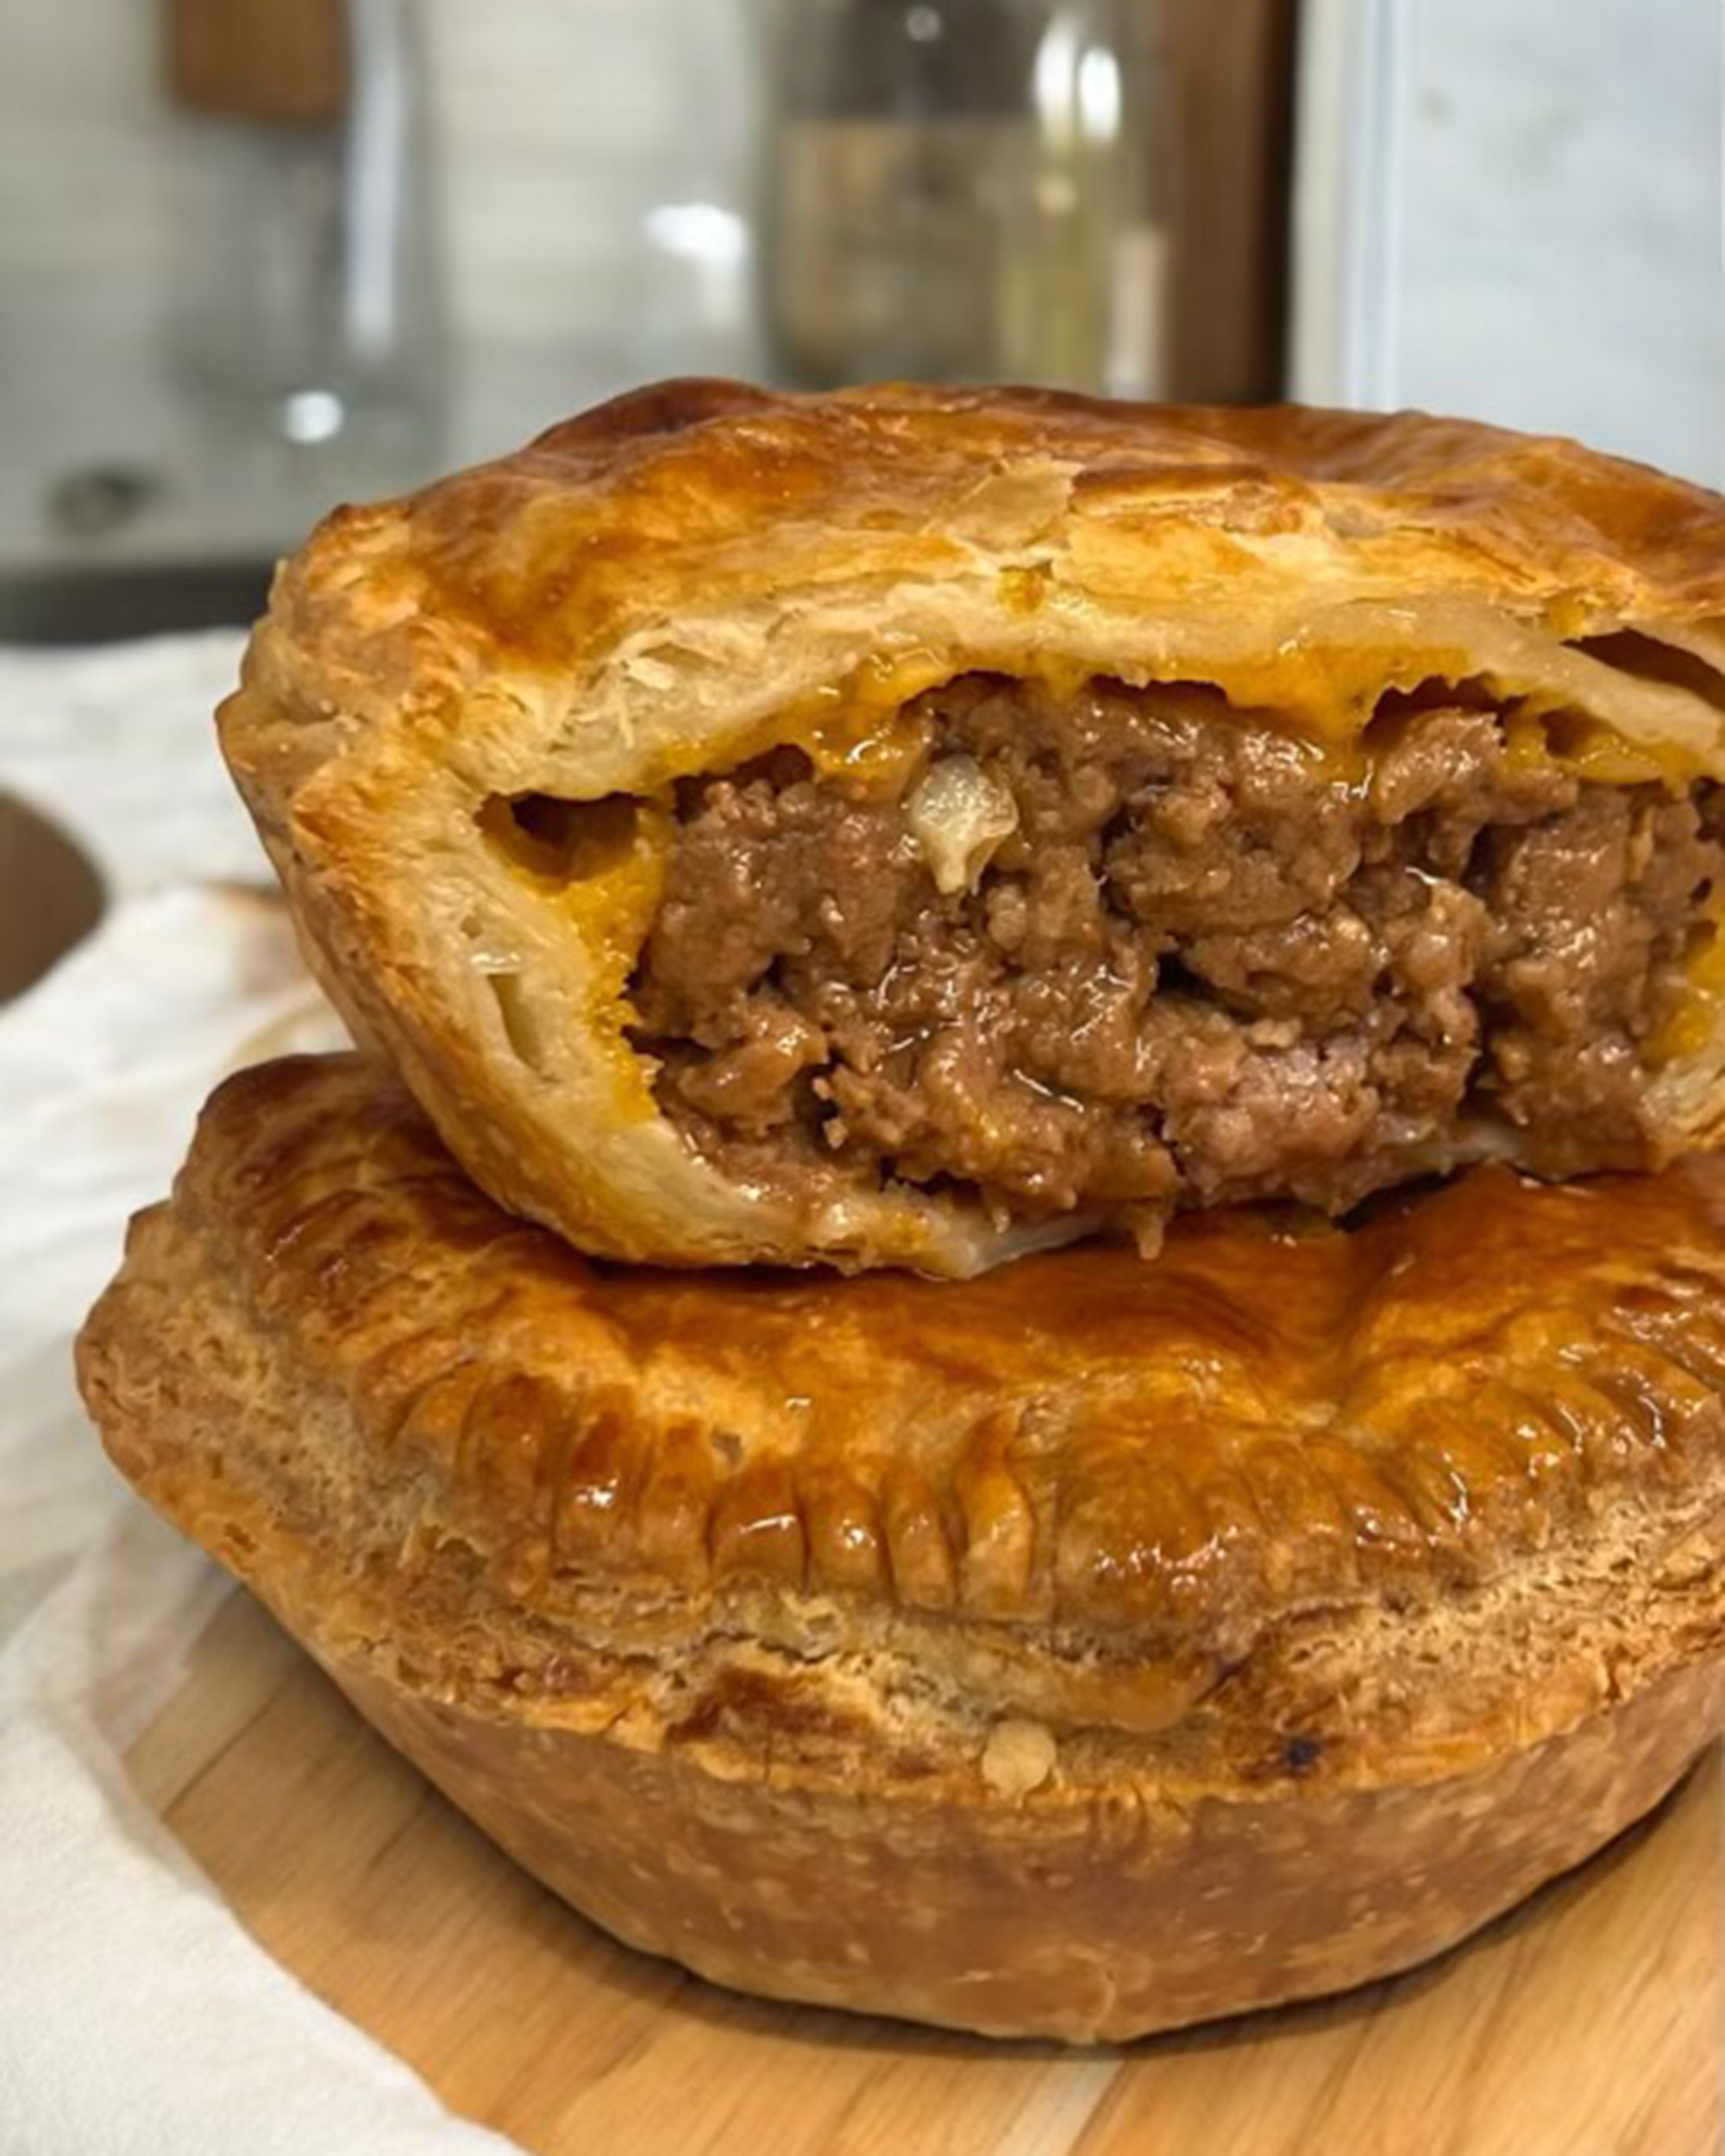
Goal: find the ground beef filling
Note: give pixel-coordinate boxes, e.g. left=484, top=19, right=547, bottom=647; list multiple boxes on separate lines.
left=626, top=675, right=1725, bottom=1222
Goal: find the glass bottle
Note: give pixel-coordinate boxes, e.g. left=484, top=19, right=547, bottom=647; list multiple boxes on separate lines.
left=166, top=0, right=447, bottom=474
left=756, top=0, right=1167, bottom=396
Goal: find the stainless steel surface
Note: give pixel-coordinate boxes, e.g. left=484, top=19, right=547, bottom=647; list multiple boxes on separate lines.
left=44, top=467, right=167, bottom=543
left=0, top=564, right=273, bottom=646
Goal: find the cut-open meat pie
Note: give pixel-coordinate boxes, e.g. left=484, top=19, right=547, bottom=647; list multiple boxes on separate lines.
left=221, top=381, right=1725, bottom=1273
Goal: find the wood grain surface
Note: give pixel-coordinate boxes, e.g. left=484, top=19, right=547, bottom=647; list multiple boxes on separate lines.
left=127, top=1589, right=1722, bottom=2156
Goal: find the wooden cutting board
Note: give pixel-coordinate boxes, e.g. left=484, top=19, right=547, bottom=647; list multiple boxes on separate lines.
left=126, top=1589, right=1721, bottom=2156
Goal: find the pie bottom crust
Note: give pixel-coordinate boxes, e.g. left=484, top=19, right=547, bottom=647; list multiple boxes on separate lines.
left=315, top=1646, right=1718, bottom=2042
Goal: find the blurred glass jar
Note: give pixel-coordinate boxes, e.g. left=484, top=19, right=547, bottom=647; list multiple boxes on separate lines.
left=164, top=0, right=447, bottom=479
left=756, top=0, right=1168, bottom=395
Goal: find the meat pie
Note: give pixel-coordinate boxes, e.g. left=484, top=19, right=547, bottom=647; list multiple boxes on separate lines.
left=220, top=382, right=1725, bottom=1273
left=75, top=1054, right=1725, bottom=2040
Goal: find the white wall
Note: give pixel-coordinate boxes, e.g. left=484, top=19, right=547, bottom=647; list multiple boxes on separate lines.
left=1295, top=0, right=1724, bottom=486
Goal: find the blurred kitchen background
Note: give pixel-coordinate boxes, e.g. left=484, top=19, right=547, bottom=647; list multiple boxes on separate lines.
left=0, top=0, right=1719, bottom=644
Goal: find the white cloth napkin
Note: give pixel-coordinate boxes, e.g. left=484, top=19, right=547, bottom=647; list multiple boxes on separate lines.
left=0, top=637, right=517, bottom=2153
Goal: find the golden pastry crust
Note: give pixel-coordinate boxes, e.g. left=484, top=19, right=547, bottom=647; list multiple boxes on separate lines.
left=78, top=1055, right=1725, bottom=2039
left=218, top=382, right=1725, bottom=1275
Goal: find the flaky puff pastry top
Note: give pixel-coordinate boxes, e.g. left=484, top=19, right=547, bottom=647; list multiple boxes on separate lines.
left=220, top=381, right=1725, bottom=1275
